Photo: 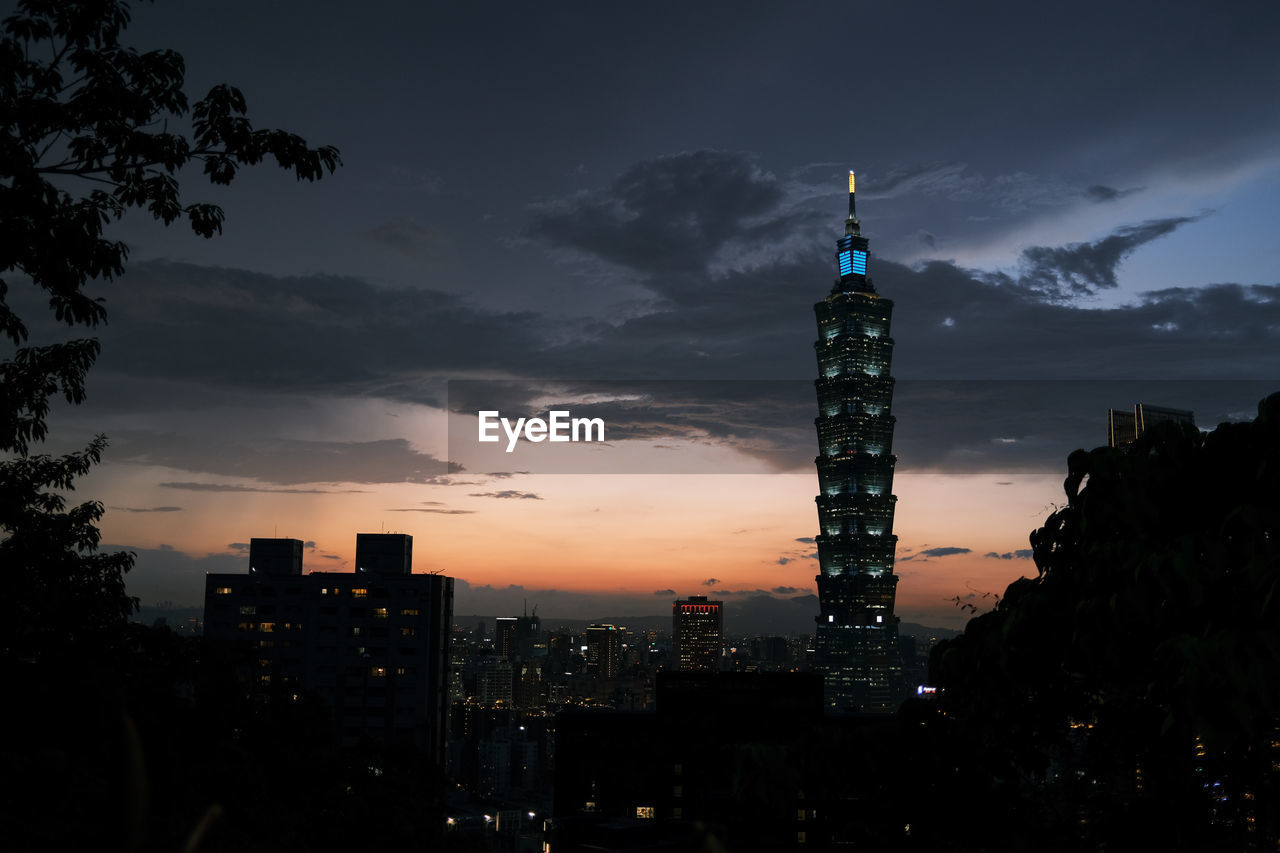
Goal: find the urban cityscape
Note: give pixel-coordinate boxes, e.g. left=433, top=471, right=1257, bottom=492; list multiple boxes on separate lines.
left=4, top=2, right=1280, bottom=852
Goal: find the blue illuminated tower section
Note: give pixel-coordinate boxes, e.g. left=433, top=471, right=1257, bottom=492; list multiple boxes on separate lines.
left=812, top=173, right=903, bottom=713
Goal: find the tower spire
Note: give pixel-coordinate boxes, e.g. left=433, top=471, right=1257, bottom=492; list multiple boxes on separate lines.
left=846, top=171, right=860, bottom=235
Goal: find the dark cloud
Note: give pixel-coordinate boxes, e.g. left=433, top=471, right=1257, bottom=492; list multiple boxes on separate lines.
left=228, top=542, right=250, bottom=552
left=386, top=508, right=475, bottom=514
left=923, top=547, right=971, bottom=558
left=985, top=550, right=1034, bottom=560
left=900, top=546, right=972, bottom=562
left=468, top=490, right=543, bottom=500
left=118, top=433, right=458, bottom=486
left=303, top=540, right=317, bottom=548
left=776, top=557, right=791, bottom=565
left=484, top=472, right=530, bottom=479
left=996, top=216, right=1201, bottom=300
left=772, top=586, right=800, bottom=594
left=97, top=261, right=545, bottom=399
left=794, top=537, right=815, bottom=544
left=652, top=589, right=676, bottom=597
left=702, top=578, right=721, bottom=586
left=110, top=505, right=183, bottom=513
left=525, top=151, right=795, bottom=278
left=1083, top=184, right=1143, bottom=203
left=160, top=482, right=366, bottom=494
left=115, top=545, right=243, bottom=607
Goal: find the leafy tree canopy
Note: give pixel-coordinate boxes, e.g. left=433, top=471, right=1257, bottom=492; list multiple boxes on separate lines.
left=931, top=393, right=1280, bottom=849
left=0, top=0, right=340, bottom=663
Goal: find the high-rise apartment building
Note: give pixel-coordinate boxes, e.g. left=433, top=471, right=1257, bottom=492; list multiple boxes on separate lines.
left=495, top=616, right=519, bottom=660
left=673, top=595, right=723, bottom=672
left=811, top=173, right=903, bottom=713
left=584, top=624, right=621, bottom=680
left=203, top=534, right=453, bottom=766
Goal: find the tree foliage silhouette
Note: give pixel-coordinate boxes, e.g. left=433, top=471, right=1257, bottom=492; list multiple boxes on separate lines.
left=0, top=0, right=340, bottom=663
left=931, top=394, right=1280, bottom=850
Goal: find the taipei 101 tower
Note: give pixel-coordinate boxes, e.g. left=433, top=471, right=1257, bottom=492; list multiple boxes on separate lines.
left=811, top=173, right=904, bottom=713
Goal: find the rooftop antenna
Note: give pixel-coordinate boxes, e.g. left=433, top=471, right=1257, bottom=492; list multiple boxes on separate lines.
left=846, top=171, right=861, bottom=235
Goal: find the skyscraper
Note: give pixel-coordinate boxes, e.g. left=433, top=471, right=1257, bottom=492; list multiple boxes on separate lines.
left=584, top=623, right=621, bottom=679
left=811, top=173, right=903, bottom=713
left=673, top=595, right=723, bottom=672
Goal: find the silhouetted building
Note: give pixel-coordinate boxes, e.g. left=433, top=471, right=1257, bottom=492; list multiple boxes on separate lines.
left=495, top=616, right=518, bottom=660
left=354, top=531, right=412, bottom=575
left=811, top=173, right=903, bottom=713
left=495, top=607, right=542, bottom=662
left=554, top=672, right=828, bottom=851
left=1108, top=402, right=1196, bottom=447
left=203, top=534, right=452, bottom=766
left=673, top=596, right=723, bottom=671
left=584, top=624, right=620, bottom=679
left=249, top=537, right=303, bottom=576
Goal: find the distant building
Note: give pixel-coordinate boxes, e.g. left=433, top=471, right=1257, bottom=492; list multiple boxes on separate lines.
left=673, top=596, right=723, bottom=671
left=477, top=656, right=514, bottom=704
left=584, top=624, right=621, bottom=680
left=495, top=607, right=542, bottom=662
left=495, top=616, right=518, bottom=660
left=203, top=534, right=452, bottom=766
left=1108, top=403, right=1196, bottom=447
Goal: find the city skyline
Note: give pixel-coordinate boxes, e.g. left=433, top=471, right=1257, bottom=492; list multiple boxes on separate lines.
left=29, top=1, right=1280, bottom=629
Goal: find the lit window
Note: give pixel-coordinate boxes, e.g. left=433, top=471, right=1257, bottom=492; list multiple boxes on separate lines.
left=370, top=666, right=387, bottom=678
left=401, top=627, right=416, bottom=637
left=352, top=588, right=368, bottom=598
left=259, top=622, right=276, bottom=633
left=400, top=608, right=420, bottom=617
left=214, top=586, right=233, bottom=595
left=372, top=607, right=388, bottom=619
left=240, top=606, right=256, bottom=616
left=635, top=806, right=655, bottom=819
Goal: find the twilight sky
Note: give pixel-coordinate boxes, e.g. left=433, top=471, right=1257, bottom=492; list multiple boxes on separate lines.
left=24, top=1, right=1280, bottom=630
